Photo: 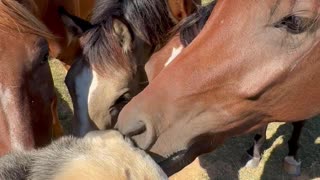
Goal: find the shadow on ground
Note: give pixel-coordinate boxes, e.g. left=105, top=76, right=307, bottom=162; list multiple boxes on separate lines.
left=195, top=118, right=320, bottom=179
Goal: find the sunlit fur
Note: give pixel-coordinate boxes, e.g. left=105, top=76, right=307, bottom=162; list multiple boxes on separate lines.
left=0, top=131, right=167, bottom=180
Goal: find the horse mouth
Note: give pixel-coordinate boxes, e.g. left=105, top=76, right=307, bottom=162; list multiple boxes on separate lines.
left=158, top=150, right=191, bottom=176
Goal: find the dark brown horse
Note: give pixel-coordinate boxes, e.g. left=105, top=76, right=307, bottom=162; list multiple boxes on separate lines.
left=116, top=0, right=320, bottom=175
left=60, top=0, right=199, bottom=137
left=0, top=0, right=56, bottom=156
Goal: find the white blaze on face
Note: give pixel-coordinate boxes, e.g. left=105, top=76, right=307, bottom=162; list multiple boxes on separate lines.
left=87, top=70, right=99, bottom=107
left=165, top=45, right=184, bottom=67
left=0, top=84, right=29, bottom=151
left=74, top=66, right=94, bottom=136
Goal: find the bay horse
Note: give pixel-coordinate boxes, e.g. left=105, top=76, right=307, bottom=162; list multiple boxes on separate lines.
left=60, top=0, right=199, bottom=136
left=147, top=2, right=307, bottom=176
left=0, top=130, right=167, bottom=180
left=0, top=0, right=56, bottom=156
left=116, top=0, right=320, bottom=176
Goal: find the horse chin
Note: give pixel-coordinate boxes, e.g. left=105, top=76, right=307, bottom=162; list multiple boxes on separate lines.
left=158, top=150, right=191, bottom=176
left=157, top=134, right=221, bottom=176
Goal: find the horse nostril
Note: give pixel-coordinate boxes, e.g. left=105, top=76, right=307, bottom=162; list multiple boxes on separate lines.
left=116, top=119, right=155, bottom=150
left=122, top=120, right=146, bottom=137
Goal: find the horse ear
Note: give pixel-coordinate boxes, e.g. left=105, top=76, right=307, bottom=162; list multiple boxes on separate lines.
left=112, top=19, right=132, bottom=52
left=58, top=6, right=93, bottom=37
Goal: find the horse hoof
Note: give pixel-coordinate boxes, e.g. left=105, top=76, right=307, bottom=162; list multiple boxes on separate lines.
left=242, top=153, right=261, bottom=168
left=283, top=156, right=301, bottom=176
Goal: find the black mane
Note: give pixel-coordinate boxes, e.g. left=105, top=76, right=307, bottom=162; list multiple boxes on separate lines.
left=174, top=1, right=217, bottom=47
left=91, top=0, right=175, bottom=46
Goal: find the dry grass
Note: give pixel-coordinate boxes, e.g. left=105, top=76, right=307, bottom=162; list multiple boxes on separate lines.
left=49, top=60, right=73, bottom=134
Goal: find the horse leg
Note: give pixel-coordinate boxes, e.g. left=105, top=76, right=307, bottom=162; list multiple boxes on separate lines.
left=283, top=121, right=304, bottom=176
left=244, top=125, right=267, bottom=168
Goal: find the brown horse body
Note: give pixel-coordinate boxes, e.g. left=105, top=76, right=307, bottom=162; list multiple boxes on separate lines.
left=116, top=0, right=320, bottom=175
left=0, top=0, right=55, bottom=156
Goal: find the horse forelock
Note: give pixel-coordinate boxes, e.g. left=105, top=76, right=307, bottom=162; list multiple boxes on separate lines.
left=81, top=18, right=133, bottom=77
left=0, top=0, right=54, bottom=39
left=83, top=0, right=176, bottom=76
left=91, top=0, right=175, bottom=46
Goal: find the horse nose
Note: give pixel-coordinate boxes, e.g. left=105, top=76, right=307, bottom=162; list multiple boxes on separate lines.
left=116, top=114, right=156, bottom=150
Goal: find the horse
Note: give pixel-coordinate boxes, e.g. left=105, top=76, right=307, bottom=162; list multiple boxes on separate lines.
left=147, top=2, right=307, bottom=176
left=0, top=0, right=56, bottom=156
left=30, top=0, right=95, bottom=69
left=29, top=0, right=199, bottom=69
left=60, top=0, right=199, bottom=137
left=0, top=130, right=167, bottom=180
left=116, top=0, right=320, bottom=176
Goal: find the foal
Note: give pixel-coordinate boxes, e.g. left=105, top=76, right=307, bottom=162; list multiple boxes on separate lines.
left=60, top=0, right=198, bottom=136
left=0, top=130, right=167, bottom=180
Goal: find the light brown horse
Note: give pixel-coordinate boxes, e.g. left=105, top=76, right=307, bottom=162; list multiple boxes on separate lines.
left=0, top=0, right=56, bottom=156
left=116, top=0, right=320, bottom=175
left=32, top=0, right=198, bottom=69
left=61, top=0, right=199, bottom=137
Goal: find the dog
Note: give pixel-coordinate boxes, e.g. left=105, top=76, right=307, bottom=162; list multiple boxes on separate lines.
left=0, top=130, right=167, bottom=180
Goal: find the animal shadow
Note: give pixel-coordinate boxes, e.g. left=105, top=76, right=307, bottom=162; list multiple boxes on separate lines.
left=260, top=118, right=320, bottom=180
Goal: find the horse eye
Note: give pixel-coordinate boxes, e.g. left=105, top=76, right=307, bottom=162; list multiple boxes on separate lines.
left=274, top=15, right=312, bottom=34
left=114, top=92, right=131, bottom=105
left=110, top=92, right=132, bottom=118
